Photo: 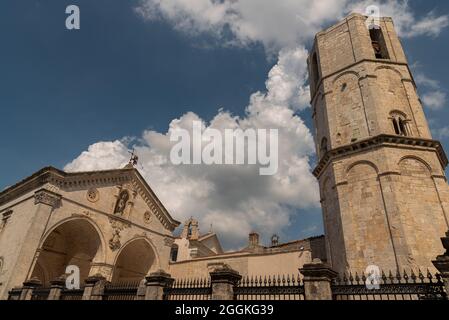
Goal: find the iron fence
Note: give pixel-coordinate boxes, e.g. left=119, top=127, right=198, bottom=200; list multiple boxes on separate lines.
left=332, top=270, right=447, bottom=300
left=234, top=274, right=305, bottom=300
left=164, top=278, right=212, bottom=300
left=7, top=288, right=22, bottom=300
left=103, top=281, right=140, bottom=301
left=60, top=288, right=84, bottom=301
left=30, top=287, right=50, bottom=301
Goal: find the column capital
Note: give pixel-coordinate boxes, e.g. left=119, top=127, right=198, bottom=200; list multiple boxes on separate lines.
left=210, top=265, right=242, bottom=286
left=34, top=189, right=61, bottom=208
left=23, top=277, right=42, bottom=288
left=300, top=260, right=338, bottom=281
left=50, top=275, right=67, bottom=288
left=146, top=270, right=174, bottom=287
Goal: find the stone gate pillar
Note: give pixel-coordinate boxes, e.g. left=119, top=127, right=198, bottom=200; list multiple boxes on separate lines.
left=432, top=230, right=449, bottom=297
left=82, top=274, right=107, bottom=300
left=209, top=265, right=241, bottom=300
left=19, top=278, right=42, bottom=300
left=47, top=276, right=66, bottom=300
left=145, top=270, right=174, bottom=300
left=300, top=259, right=338, bottom=300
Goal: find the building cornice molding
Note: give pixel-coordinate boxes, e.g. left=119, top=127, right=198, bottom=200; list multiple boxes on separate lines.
left=313, top=135, right=448, bottom=178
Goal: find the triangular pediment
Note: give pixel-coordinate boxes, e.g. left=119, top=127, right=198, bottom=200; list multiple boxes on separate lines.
left=0, top=166, right=181, bottom=231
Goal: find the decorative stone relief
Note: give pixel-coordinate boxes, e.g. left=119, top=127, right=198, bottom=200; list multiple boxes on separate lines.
left=86, top=188, right=100, bottom=203
left=0, top=210, right=13, bottom=232
left=34, top=190, right=61, bottom=208
left=113, top=190, right=129, bottom=215
left=108, top=217, right=131, bottom=251
left=143, top=211, right=152, bottom=224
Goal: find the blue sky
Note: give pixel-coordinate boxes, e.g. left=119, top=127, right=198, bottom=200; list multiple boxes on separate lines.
left=1, top=0, right=449, bottom=249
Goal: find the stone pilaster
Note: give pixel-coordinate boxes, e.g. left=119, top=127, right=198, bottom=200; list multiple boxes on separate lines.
left=210, top=265, right=241, bottom=300
left=82, top=274, right=107, bottom=300
left=145, top=270, right=174, bottom=300
left=432, top=231, right=449, bottom=296
left=300, top=260, right=338, bottom=300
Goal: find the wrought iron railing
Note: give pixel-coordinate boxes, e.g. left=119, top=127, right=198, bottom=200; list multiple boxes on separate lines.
left=7, top=288, right=22, bottom=300
left=332, top=270, right=447, bottom=300
left=234, top=274, right=305, bottom=300
left=60, top=288, right=84, bottom=301
left=30, top=287, right=51, bottom=301
left=164, top=278, right=212, bottom=300
left=103, top=281, right=140, bottom=301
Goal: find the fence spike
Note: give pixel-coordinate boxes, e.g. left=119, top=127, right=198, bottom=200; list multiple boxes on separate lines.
left=410, top=269, right=417, bottom=283
left=361, top=272, right=367, bottom=283
left=418, top=269, right=425, bottom=283
left=427, top=269, right=433, bottom=282
left=403, top=270, right=409, bottom=283
left=355, top=272, right=360, bottom=284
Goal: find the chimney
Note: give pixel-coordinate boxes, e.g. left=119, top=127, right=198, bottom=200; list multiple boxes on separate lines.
left=248, top=232, right=260, bottom=248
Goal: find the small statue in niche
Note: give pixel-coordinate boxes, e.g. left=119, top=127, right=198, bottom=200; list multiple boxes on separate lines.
left=114, top=190, right=129, bottom=215
left=109, top=229, right=121, bottom=251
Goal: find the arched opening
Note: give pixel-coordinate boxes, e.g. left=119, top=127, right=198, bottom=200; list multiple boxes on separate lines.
left=31, top=219, right=103, bottom=286
left=112, top=239, right=156, bottom=283
left=369, top=28, right=389, bottom=59
left=390, top=112, right=410, bottom=136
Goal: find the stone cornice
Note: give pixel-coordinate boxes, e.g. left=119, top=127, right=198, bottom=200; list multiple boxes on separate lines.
left=313, top=135, right=448, bottom=178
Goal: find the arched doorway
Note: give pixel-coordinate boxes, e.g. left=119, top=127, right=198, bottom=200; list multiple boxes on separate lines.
left=31, top=219, right=103, bottom=286
left=112, top=239, right=156, bottom=283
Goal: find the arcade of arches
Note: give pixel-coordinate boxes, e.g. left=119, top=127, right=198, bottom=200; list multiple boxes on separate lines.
left=31, top=219, right=156, bottom=286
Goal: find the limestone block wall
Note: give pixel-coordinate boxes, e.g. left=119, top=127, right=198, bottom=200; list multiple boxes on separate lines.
left=320, top=145, right=449, bottom=274
left=168, top=250, right=313, bottom=280
left=0, top=191, right=38, bottom=299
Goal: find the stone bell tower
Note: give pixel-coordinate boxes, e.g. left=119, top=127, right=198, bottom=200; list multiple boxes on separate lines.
left=309, top=13, right=449, bottom=275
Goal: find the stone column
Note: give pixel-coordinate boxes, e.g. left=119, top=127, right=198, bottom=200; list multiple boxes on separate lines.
left=47, top=276, right=66, bottom=300
left=300, top=259, right=338, bottom=300
left=82, top=274, right=107, bottom=300
left=432, top=230, right=449, bottom=297
left=19, top=278, right=42, bottom=300
left=210, top=265, right=241, bottom=300
left=145, top=270, right=174, bottom=300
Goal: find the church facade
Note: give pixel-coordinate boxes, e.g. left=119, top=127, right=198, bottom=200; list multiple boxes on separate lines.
left=1, top=13, right=449, bottom=300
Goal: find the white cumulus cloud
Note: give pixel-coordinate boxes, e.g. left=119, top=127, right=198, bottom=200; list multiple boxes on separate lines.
left=67, top=0, right=448, bottom=249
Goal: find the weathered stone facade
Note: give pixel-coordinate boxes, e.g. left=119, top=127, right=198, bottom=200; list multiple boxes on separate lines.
left=0, top=166, right=180, bottom=299
left=310, top=13, right=449, bottom=275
